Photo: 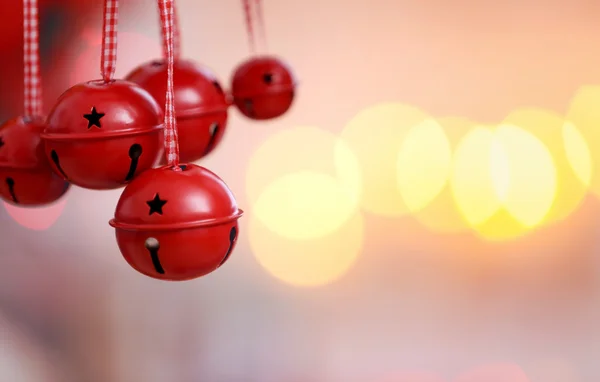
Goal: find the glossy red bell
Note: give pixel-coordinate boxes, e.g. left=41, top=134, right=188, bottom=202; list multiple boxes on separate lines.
left=126, top=59, right=229, bottom=163
left=109, top=163, right=243, bottom=281
left=230, top=55, right=296, bottom=120
left=41, top=79, right=164, bottom=190
left=0, top=116, right=70, bottom=205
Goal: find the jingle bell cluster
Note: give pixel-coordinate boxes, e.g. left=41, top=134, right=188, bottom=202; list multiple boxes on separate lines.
left=0, top=0, right=297, bottom=281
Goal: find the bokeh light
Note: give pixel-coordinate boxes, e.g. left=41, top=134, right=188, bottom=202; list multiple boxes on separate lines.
left=492, top=124, right=556, bottom=228
left=397, top=118, right=452, bottom=213
left=563, top=121, right=592, bottom=188
left=246, top=126, right=361, bottom=209
left=2, top=198, right=68, bottom=231
left=253, top=171, right=358, bottom=240
left=453, top=363, right=530, bottom=382
left=451, top=125, right=503, bottom=227
left=249, top=209, right=364, bottom=287
left=503, top=108, right=588, bottom=226
left=452, top=123, right=557, bottom=241
left=340, top=102, right=430, bottom=217
left=473, top=125, right=557, bottom=241
left=410, top=116, right=476, bottom=233
left=247, top=125, right=365, bottom=285
left=566, top=85, right=600, bottom=198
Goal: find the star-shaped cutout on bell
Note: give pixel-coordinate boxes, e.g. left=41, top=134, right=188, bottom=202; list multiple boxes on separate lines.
left=83, top=107, right=105, bottom=129
left=146, top=193, right=167, bottom=216
left=0, top=136, right=4, bottom=149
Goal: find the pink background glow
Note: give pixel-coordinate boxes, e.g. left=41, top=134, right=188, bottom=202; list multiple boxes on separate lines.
left=1, top=0, right=600, bottom=381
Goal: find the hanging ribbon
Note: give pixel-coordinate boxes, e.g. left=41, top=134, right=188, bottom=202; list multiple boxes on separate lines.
left=241, top=0, right=256, bottom=53
left=253, top=0, right=268, bottom=52
left=23, top=0, right=43, bottom=118
left=101, top=0, right=119, bottom=83
left=160, top=1, right=181, bottom=60
left=158, top=0, right=180, bottom=168
left=241, top=0, right=268, bottom=53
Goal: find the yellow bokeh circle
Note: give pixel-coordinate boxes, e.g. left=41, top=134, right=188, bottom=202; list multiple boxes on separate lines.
left=340, top=102, right=430, bottom=217
left=246, top=126, right=363, bottom=240
left=249, top=208, right=364, bottom=287
left=409, top=116, right=476, bottom=233
left=451, top=125, right=503, bottom=227
left=503, top=108, right=588, bottom=226
left=566, top=86, right=600, bottom=196
left=563, top=121, right=592, bottom=188
left=253, top=171, right=358, bottom=240
left=247, top=126, right=366, bottom=285
left=245, top=126, right=361, bottom=209
left=451, top=124, right=557, bottom=241
left=396, top=118, right=452, bottom=213
left=493, top=124, right=557, bottom=228
left=474, top=124, right=557, bottom=241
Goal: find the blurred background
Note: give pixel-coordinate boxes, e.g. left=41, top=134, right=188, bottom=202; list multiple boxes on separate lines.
left=3, top=0, right=600, bottom=381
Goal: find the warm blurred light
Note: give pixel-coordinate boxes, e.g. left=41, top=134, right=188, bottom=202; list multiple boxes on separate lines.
left=411, top=116, right=476, bottom=233
left=566, top=85, right=600, bottom=198
left=504, top=108, right=588, bottom=225
left=453, top=363, right=530, bottom=382
left=377, top=370, right=446, bottom=382
left=253, top=171, right=358, bottom=240
left=492, top=124, right=556, bottom=228
left=2, top=198, right=68, bottom=231
left=246, top=126, right=361, bottom=209
left=71, top=29, right=162, bottom=85
left=249, top=209, right=364, bottom=287
left=397, top=118, right=452, bottom=212
left=451, top=126, right=503, bottom=227
left=452, top=123, right=557, bottom=241
left=563, top=121, right=592, bottom=188
left=340, top=102, right=430, bottom=217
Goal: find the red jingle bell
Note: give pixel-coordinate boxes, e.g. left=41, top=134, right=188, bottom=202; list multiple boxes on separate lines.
left=126, top=59, right=229, bottom=163
left=41, top=80, right=164, bottom=190
left=0, top=116, right=70, bottom=205
left=109, top=163, right=243, bottom=281
left=230, top=55, right=296, bottom=120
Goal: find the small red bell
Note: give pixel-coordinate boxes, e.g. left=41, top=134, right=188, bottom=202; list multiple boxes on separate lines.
left=126, top=59, right=229, bottom=163
left=0, top=116, right=70, bottom=205
left=109, top=163, right=243, bottom=281
left=230, top=55, right=296, bottom=120
left=41, top=80, right=164, bottom=190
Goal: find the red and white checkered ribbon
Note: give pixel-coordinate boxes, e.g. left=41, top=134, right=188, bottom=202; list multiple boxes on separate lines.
left=101, top=0, right=119, bottom=83
left=159, top=1, right=181, bottom=60
left=241, top=0, right=267, bottom=53
left=23, top=0, right=43, bottom=117
left=159, top=0, right=180, bottom=167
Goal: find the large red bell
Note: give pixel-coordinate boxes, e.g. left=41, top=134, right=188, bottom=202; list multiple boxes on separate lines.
left=41, top=80, right=164, bottom=190
left=230, top=55, right=296, bottom=120
left=0, top=116, right=70, bottom=205
left=109, top=163, right=243, bottom=281
left=126, top=59, right=229, bottom=163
